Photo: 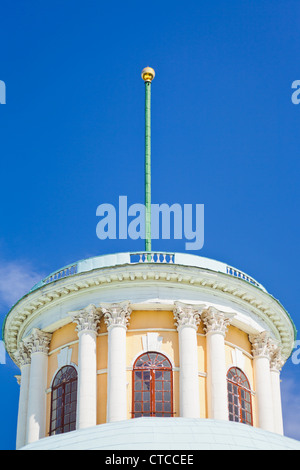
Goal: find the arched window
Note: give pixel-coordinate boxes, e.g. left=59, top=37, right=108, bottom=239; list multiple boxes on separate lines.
left=50, top=365, right=77, bottom=435
left=227, top=367, right=253, bottom=426
left=132, top=352, right=173, bottom=418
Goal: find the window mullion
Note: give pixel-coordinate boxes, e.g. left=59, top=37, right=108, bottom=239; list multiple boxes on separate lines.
left=150, top=369, right=155, bottom=416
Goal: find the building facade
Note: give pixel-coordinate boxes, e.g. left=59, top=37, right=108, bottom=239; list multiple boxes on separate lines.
left=2, top=251, right=298, bottom=450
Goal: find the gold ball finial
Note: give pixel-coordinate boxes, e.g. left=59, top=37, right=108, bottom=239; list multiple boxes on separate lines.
left=141, top=67, right=155, bottom=83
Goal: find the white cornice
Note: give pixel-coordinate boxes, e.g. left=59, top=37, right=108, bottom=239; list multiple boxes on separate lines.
left=3, top=263, right=295, bottom=362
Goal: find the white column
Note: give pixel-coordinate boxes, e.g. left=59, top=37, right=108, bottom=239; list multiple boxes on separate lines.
left=14, top=342, right=31, bottom=449
left=202, top=307, right=235, bottom=421
left=100, top=301, right=131, bottom=423
left=250, top=331, right=275, bottom=433
left=24, top=329, right=52, bottom=445
left=71, top=304, right=101, bottom=430
left=174, top=301, right=204, bottom=418
left=270, top=345, right=284, bottom=435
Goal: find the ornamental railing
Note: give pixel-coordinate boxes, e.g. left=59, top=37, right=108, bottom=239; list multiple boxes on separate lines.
left=43, top=264, right=78, bottom=284
left=130, top=252, right=174, bottom=264
left=30, top=252, right=266, bottom=293
left=226, top=266, right=261, bottom=288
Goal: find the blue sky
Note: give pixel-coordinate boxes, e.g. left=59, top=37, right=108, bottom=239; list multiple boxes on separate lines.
left=0, top=0, right=300, bottom=449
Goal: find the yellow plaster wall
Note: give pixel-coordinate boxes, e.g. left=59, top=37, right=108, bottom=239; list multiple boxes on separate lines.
left=226, top=325, right=252, bottom=355
left=45, top=311, right=257, bottom=432
left=224, top=325, right=257, bottom=427
left=46, top=323, right=79, bottom=436
left=128, top=309, right=175, bottom=330
left=197, top=334, right=207, bottom=418
left=126, top=310, right=180, bottom=419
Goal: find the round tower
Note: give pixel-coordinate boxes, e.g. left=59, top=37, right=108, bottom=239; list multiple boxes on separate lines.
left=4, top=68, right=300, bottom=450
left=3, top=251, right=300, bottom=450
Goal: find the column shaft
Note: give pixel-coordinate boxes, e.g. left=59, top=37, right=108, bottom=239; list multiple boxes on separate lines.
left=15, top=363, right=30, bottom=449
left=101, top=301, right=131, bottom=423
left=107, top=325, right=127, bottom=422
left=27, top=351, right=49, bottom=443
left=24, top=329, right=51, bottom=445
left=178, top=325, right=200, bottom=418
left=14, top=342, right=31, bottom=449
left=206, top=331, right=228, bottom=420
left=271, top=369, right=284, bottom=435
left=250, top=332, right=275, bottom=433
left=77, top=329, right=97, bottom=429
left=270, top=346, right=284, bottom=435
left=174, top=302, right=204, bottom=418
left=253, top=355, right=274, bottom=431
left=202, top=307, right=235, bottom=421
left=71, top=304, right=100, bottom=430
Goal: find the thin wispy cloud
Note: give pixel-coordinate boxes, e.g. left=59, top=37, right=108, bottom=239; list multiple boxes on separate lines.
left=0, top=259, right=44, bottom=311
left=281, top=372, right=300, bottom=441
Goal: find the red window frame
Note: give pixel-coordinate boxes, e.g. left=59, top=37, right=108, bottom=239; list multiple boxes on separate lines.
left=227, top=367, right=253, bottom=426
left=132, top=352, right=174, bottom=418
left=50, top=365, right=78, bottom=435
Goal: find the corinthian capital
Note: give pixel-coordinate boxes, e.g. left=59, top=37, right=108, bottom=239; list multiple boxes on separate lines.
left=14, top=341, right=31, bottom=367
left=269, top=343, right=285, bottom=371
left=70, top=304, right=101, bottom=334
left=23, top=328, right=52, bottom=355
left=173, top=301, right=205, bottom=331
left=249, top=331, right=274, bottom=360
left=201, top=306, right=235, bottom=336
left=99, top=301, right=132, bottom=330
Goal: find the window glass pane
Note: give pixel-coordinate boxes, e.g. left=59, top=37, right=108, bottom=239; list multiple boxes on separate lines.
left=50, top=366, right=77, bottom=436
left=143, top=371, right=150, bottom=381
left=157, top=354, right=165, bottom=363
left=143, top=380, right=150, bottom=391
left=156, top=402, right=163, bottom=412
left=155, top=381, right=162, bottom=391
left=133, top=352, right=173, bottom=418
left=135, top=381, right=142, bottom=391
left=134, top=402, right=142, bottom=412
left=144, top=402, right=150, bottom=412
left=227, top=367, right=252, bottom=426
left=245, top=402, right=251, bottom=412
left=164, top=381, right=171, bottom=391
left=65, top=404, right=71, bottom=414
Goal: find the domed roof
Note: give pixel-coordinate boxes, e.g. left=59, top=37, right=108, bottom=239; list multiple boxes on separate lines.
left=3, top=252, right=296, bottom=363
left=21, top=418, right=300, bottom=450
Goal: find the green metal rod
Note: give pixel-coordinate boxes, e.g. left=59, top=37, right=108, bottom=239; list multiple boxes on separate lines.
left=145, top=80, right=152, bottom=254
